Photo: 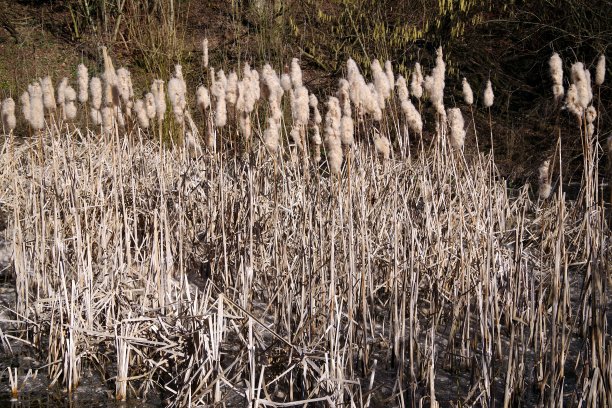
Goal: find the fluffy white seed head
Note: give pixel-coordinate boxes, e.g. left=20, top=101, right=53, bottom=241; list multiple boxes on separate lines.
left=401, top=99, right=422, bottom=134
left=41, top=76, right=56, bottom=110
left=144, top=92, right=156, bottom=120
left=595, top=55, right=605, bottom=85
left=585, top=106, right=597, bottom=127
left=281, top=73, right=292, bottom=92
left=538, top=160, right=551, bottom=199
left=64, top=101, right=77, bottom=120
left=447, top=107, right=466, bottom=150
left=290, top=58, right=303, bottom=88
left=292, top=86, right=310, bottom=126
left=101, top=106, right=114, bottom=134
left=90, top=108, right=102, bottom=126
left=226, top=72, right=238, bottom=105
left=373, top=132, right=391, bottom=161
left=483, top=80, right=494, bottom=108
left=202, top=38, right=209, bottom=68
left=410, top=62, right=424, bottom=99
left=384, top=60, right=395, bottom=89
left=1, top=98, right=16, bottom=131
left=565, top=84, right=582, bottom=118
left=372, top=59, right=391, bottom=101
left=263, top=117, right=279, bottom=153
left=310, top=94, right=322, bottom=125
left=152, top=80, right=166, bottom=121
left=571, top=62, right=590, bottom=109
left=462, top=77, right=474, bottom=105
left=116, top=67, right=133, bottom=105
left=340, top=115, right=354, bottom=146
left=196, top=86, right=211, bottom=113
left=20, top=91, right=31, bottom=122
left=337, top=79, right=351, bottom=117
left=396, top=75, right=409, bottom=102
left=135, top=99, right=150, bottom=129
left=549, top=53, right=564, bottom=99
left=324, top=97, right=343, bottom=174
left=77, top=64, right=89, bottom=103
left=90, top=77, right=102, bottom=110
left=57, top=77, right=68, bottom=106
left=28, top=82, right=45, bottom=130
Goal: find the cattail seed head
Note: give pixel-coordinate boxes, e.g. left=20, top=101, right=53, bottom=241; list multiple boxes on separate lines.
left=20, top=91, right=31, bottom=123
left=144, top=92, right=156, bottom=120
left=549, top=53, right=564, bottom=100
left=29, top=82, right=45, bottom=130
left=483, top=80, right=494, bottom=108
left=77, top=63, right=89, bottom=103
left=324, top=96, right=343, bottom=174
left=410, top=62, right=424, bottom=99
left=565, top=84, right=582, bottom=118
left=226, top=72, right=238, bottom=105
left=396, top=75, right=409, bottom=102
left=373, top=131, right=391, bottom=160
left=538, top=159, right=552, bottom=199
left=196, top=86, right=211, bottom=113
left=1, top=98, right=16, bottom=132
left=152, top=80, right=167, bottom=122
left=447, top=107, right=466, bottom=150
left=462, top=77, right=474, bottom=105
left=135, top=99, right=150, bottom=129
left=290, top=58, right=303, bottom=88
left=384, top=60, right=395, bottom=89
left=281, top=73, right=292, bottom=92
left=571, top=62, right=590, bottom=109
left=90, top=77, right=102, bottom=110
left=90, top=108, right=102, bottom=126
left=401, top=99, right=422, bottom=134
left=101, top=106, right=114, bottom=134
left=595, top=55, right=605, bottom=85
left=263, top=117, right=279, bottom=153
left=202, top=38, right=209, bottom=68
left=41, top=76, right=56, bottom=111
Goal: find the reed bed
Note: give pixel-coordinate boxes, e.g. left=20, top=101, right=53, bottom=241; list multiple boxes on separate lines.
left=0, top=49, right=609, bottom=407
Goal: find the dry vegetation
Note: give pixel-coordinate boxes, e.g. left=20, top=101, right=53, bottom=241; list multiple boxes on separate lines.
left=0, top=1, right=610, bottom=407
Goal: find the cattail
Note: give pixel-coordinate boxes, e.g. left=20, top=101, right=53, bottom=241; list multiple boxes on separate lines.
left=90, top=108, right=102, bottom=126
left=549, top=53, right=564, bottom=100
left=447, top=107, right=466, bottom=150
left=401, top=99, right=422, bottom=134
left=565, top=84, right=582, bottom=118
left=423, top=48, right=445, bottom=114
left=290, top=58, right=303, bottom=88
left=310, top=94, right=322, bottom=125
left=116, top=68, right=133, bottom=106
left=226, top=72, right=238, bottom=105
left=90, top=77, right=102, bottom=110
left=196, top=86, right=211, bottom=113
left=291, top=86, right=309, bottom=126
left=168, top=77, right=186, bottom=124
left=263, top=118, right=279, bottom=153
left=340, top=115, right=354, bottom=147
left=101, top=106, right=114, bottom=134
left=144, top=93, right=156, bottom=120
left=571, top=63, right=590, bottom=109
left=211, top=70, right=227, bottom=128
left=396, top=75, right=409, bottom=102
left=372, top=59, right=391, bottom=103
left=538, top=159, right=552, bottom=199
left=324, top=97, right=343, bottom=174
left=585, top=106, right=597, bottom=136
left=202, top=38, right=209, bottom=68
left=152, top=80, right=166, bottom=122
left=311, top=125, right=322, bottom=163
left=1, top=98, right=16, bottom=132
left=462, top=78, right=474, bottom=105
left=77, top=64, right=89, bottom=103
left=281, top=73, right=292, bottom=92
left=410, top=62, right=424, bottom=99
left=57, top=77, right=68, bottom=116
left=384, top=60, right=395, bottom=89
left=134, top=99, right=149, bottom=129
left=41, top=76, right=56, bottom=111
left=102, top=47, right=119, bottom=107
left=483, top=80, right=494, bottom=108
left=63, top=85, right=78, bottom=120
left=373, top=132, right=391, bottom=160
left=20, top=91, right=30, bottom=123
left=29, top=82, right=45, bottom=130
left=595, top=55, right=605, bottom=86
